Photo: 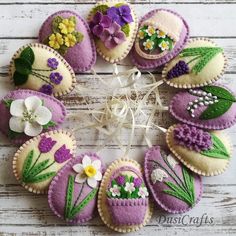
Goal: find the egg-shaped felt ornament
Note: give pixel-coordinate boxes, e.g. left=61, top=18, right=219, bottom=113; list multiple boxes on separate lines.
left=39, top=10, right=96, bottom=73
left=0, top=89, right=66, bottom=144
left=98, top=158, right=152, bottom=233
left=9, top=43, right=76, bottom=96
left=131, top=9, right=189, bottom=70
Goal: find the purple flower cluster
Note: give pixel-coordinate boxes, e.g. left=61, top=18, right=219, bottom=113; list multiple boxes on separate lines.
left=116, top=175, right=125, bottom=185
left=167, top=60, right=190, bottom=80
left=49, top=72, right=63, bottom=85
left=39, top=84, right=53, bottom=95
left=115, top=174, right=143, bottom=188
left=173, top=124, right=213, bottom=152
left=54, top=144, right=73, bottom=163
left=47, top=58, right=59, bottom=70
left=38, top=136, right=57, bottom=153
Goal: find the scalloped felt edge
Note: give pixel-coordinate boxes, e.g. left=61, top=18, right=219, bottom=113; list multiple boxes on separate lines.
left=9, top=43, right=77, bottom=97
left=162, top=38, right=228, bottom=89
left=87, top=0, right=138, bottom=64
left=12, top=129, right=76, bottom=194
left=0, top=89, right=67, bottom=145
left=97, top=158, right=153, bottom=233
left=165, top=125, right=233, bottom=176
left=130, top=8, right=190, bottom=70
left=38, top=10, right=97, bottom=73
left=169, top=84, right=236, bottom=130
left=144, top=146, right=203, bottom=214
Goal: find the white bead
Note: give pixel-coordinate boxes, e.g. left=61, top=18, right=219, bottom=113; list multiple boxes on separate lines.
left=205, top=96, right=210, bottom=100
left=190, top=109, right=194, bottom=113
left=202, top=92, right=207, bottom=96
left=194, top=99, right=198, bottom=103
left=204, top=101, right=209, bottom=105
left=199, top=102, right=204, bottom=106
left=189, top=102, right=193, bottom=105
left=193, top=104, right=198, bottom=108
left=197, top=91, right=202, bottom=95
left=207, top=93, right=212, bottom=97
left=213, top=96, right=218, bottom=99
left=199, top=97, right=204, bottom=101
left=209, top=101, right=214, bottom=104
left=191, top=114, right=195, bottom=118
left=215, top=100, right=219, bottom=103
left=187, top=106, right=191, bottom=110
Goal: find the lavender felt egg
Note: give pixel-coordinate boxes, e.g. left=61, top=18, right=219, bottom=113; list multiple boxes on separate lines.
left=39, top=10, right=96, bottom=73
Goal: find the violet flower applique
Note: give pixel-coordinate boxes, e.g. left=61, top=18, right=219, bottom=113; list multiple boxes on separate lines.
left=133, top=177, right=142, bottom=188
left=49, top=72, right=63, bottom=85
left=47, top=58, right=59, bottom=70
left=38, top=136, right=57, bottom=153
left=54, top=144, right=73, bottom=163
left=90, top=11, right=112, bottom=37
left=116, top=175, right=125, bottom=185
left=39, top=84, right=53, bottom=95
left=100, top=22, right=126, bottom=49
left=107, top=5, right=133, bottom=27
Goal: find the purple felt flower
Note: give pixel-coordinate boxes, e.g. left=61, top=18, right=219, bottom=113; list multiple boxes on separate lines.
left=90, top=11, right=112, bottom=37
left=47, top=58, right=59, bottom=70
left=38, top=136, right=57, bottom=153
left=116, top=175, right=125, bottom=185
left=107, top=5, right=133, bottom=27
left=54, top=144, right=73, bottom=163
left=49, top=72, right=63, bottom=85
left=39, top=84, right=53, bottom=95
left=133, top=177, right=142, bottom=188
left=100, top=22, right=126, bottom=49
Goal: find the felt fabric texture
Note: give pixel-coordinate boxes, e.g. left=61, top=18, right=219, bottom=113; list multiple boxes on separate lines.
left=97, top=158, right=152, bottom=233
left=88, top=1, right=138, bottom=63
left=166, top=125, right=232, bottom=176
left=144, top=146, right=202, bottom=214
left=169, top=85, right=236, bottom=130
left=162, top=38, right=227, bottom=88
left=9, top=43, right=76, bottom=97
left=0, top=89, right=66, bottom=145
left=131, top=9, right=189, bottom=69
left=48, top=153, right=103, bottom=224
left=12, top=130, right=76, bottom=194
left=39, top=10, right=96, bottom=73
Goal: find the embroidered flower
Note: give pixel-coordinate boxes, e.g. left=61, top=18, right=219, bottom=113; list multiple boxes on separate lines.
left=138, top=29, right=145, bottom=39
left=72, top=155, right=102, bottom=188
left=64, top=34, right=77, bottom=48
left=100, top=22, right=126, bottom=49
left=38, top=136, right=56, bottom=153
left=167, top=154, right=179, bottom=169
left=59, top=18, right=75, bottom=35
left=9, top=96, right=52, bottom=137
left=54, top=144, right=73, bottom=163
left=39, top=84, right=53, bottom=95
left=133, top=177, right=142, bottom=188
left=151, top=168, right=168, bottom=184
left=143, top=39, right=154, bottom=51
left=107, top=5, right=133, bottom=27
left=116, top=175, right=125, bottom=185
left=49, top=33, right=64, bottom=50
left=159, top=40, right=169, bottom=51
left=90, top=11, right=112, bottom=37
left=109, top=184, right=121, bottom=197
left=146, top=26, right=156, bottom=36
left=138, top=187, right=149, bottom=198
left=47, top=58, right=59, bottom=70
left=156, top=30, right=166, bottom=39
left=124, top=182, right=135, bottom=193
left=49, top=72, right=63, bottom=85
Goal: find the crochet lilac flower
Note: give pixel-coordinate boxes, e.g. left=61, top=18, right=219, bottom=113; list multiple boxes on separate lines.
left=116, top=175, right=125, bottom=185
left=107, top=5, right=133, bottom=26
left=39, top=84, right=53, bottom=95
left=174, top=124, right=213, bottom=152
left=38, top=136, right=57, bottom=153
left=133, top=177, right=142, bottom=188
left=90, top=11, right=112, bottom=37
left=54, top=144, right=73, bottom=163
left=49, top=72, right=63, bottom=85
left=47, top=58, right=59, bottom=70
left=100, top=22, right=126, bottom=49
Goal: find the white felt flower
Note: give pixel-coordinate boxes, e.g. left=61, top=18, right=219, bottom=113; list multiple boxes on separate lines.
left=156, top=29, right=166, bottom=39
left=124, top=182, right=135, bottom=193
left=151, top=168, right=168, bottom=184
left=109, top=185, right=121, bottom=197
left=167, top=154, right=179, bottom=169
left=73, top=155, right=102, bottom=188
left=159, top=40, right=169, bottom=51
left=138, top=187, right=149, bottom=198
left=9, top=96, right=52, bottom=137
left=143, top=39, right=155, bottom=51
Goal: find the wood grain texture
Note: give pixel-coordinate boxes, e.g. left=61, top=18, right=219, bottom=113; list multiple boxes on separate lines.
left=0, top=0, right=236, bottom=235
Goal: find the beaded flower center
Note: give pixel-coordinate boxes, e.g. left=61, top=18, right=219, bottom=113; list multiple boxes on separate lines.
left=22, top=110, right=36, bottom=123
left=84, top=165, right=97, bottom=177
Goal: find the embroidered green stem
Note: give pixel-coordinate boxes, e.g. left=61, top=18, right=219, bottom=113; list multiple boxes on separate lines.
left=31, top=72, right=54, bottom=87
left=26, top=153, right=42, bottom=176
left=32, top=68, right=53, bottom=72
left=65, top=175, right=75, bottom=219
left=73, top=183, right=85, bottom=208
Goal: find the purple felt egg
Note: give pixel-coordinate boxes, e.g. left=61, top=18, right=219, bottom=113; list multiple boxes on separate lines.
left=144, top=146, right=203, bottom=213
left=0, top=89, right=66, bottom=144
left=48, top=153, right=103, bottom=224
left=169, top=85, right=236, bottom=130
left=39, top=10, right=96, bottom=73
left=130, top=9, right=189, bottom=70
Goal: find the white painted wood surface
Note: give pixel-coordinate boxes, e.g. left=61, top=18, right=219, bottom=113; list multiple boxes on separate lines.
left=0, top=0, right=236, bottom=235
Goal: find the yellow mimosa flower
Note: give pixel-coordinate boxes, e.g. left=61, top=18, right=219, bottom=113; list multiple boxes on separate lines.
left=59, top=19, right=75, bottom=35
left=48, top=33, right=64, bottom=49
left=64, top=34, right=77, bottom=47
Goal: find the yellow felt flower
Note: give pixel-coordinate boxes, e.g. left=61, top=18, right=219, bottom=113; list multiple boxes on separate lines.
left=64, top=34, right=77, bottom=47
left=146, top=26, right=156, bottom=36
left=159, top=41, right=169, bottom=51
left=138, top=30, right=145, bottom=39
left=143, top=39, right=154, bottom=51
left=59, top=19, right=75, bottom=35
left=49, top=33, right=64, bottom=49
left=157, top=30, right=166, bottom=39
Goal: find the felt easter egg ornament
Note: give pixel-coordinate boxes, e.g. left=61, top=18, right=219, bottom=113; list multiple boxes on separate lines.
left=39, top=10, right=96, bottom=73
left=144, top=146, right=202, bottom=213
left=98, top=158, right=152, bottom=233
left=48, top=153, right=103, bottom=223
left=162, top=38, right=227, bottom=88
left=166, top=124, right=232, bottom=176
left=88, top=1, right=138, bottom=63
left=0, top=89, right=66, bottom=144
left=131, top=9, right=189, bottom=70
left=9, top=43, right=76, bottom=96
left=169, top=85, right=236, bottom=129
left=13, top=130, right=76, bottom=194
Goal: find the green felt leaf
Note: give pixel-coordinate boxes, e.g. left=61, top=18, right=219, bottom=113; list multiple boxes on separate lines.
left=91, top=4, right=109, bottom=15
left=8, top=129, right=21, bottom=140
left=52, top=16, right=63, bottom=33
left=182, top=167, right=195, bottom=202
left=14, top=58, right=32, bottom=75
left=68, top=16, right=76, bottom=24
left=26, top=159, right=50, bottom=178
left=129, top=176, right=134, bottom=183
left=200, top=99, right=233, bottom=120
left=121, top=24, right=130, bottom=37
left=13, top=71, right=28, bottom=86
left=58, top=45, right=68, bottom=56
left=165, top=37, right=173, bottom=50
left=43, top=36, right=50, bottom=46
left=202, top=86, right=236, bottom=102
left=3, top=99, right=13, bottom=108
left=25, top=171, right=56, bottom=183
left=42, top=120, right=57, bottom=129
left=73, top=31, right=84, bottom=43
left=111, top=179, right=117, bottom=187
left=65, top=175, right=75, bottom=219
left=20, top=47, right=35, bottom=65
left=115, top=3, right=126, bottom=7
left=180, top=47, right=222, bottom=57
left=125, top=175, right=129, bottom=183
left=22, top=150, right=34, bottom=181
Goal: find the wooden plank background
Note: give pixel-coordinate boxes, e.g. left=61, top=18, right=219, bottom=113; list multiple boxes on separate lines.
left=0, top=0, right=236, bottom=235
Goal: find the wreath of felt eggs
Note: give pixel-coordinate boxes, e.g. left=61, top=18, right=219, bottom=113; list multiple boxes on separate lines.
left=1, top=0, right=234, bottom=233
